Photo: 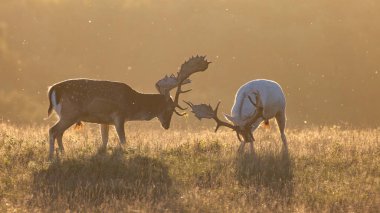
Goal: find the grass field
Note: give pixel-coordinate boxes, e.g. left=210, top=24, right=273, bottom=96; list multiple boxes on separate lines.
left=0, top=123, right=379, bottom=212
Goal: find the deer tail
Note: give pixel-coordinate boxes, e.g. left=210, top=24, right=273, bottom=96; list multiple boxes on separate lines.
left=46, top=85, right=57, bottom=119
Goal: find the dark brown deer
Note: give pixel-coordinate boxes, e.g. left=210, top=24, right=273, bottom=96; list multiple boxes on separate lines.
left=47, top=56, right=210, bottom=159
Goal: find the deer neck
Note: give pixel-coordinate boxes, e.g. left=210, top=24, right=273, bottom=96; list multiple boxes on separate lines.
left=126, top=93, right=167, bottom=121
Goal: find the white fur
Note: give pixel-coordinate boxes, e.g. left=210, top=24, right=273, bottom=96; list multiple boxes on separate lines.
left=224, top=79, right=286, bottom=127
left=224, top=79, right=288, bottom=154
left=51, top=90, right=62, bottom=117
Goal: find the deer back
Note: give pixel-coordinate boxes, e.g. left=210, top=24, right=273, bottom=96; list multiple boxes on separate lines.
left=228, top=79, right=286, bottom=125
left=48, top=79, right=167, bottom=122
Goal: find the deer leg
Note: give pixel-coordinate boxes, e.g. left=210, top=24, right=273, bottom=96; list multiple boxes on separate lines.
left=113, top=118, right=126, bottom=145
left=100, top=124, right=109, bottom=147
left=249, top=141, right=255, bottom=155
left=247, top=131, right=256, bottom=157
left=48, top=126, right=56, bottom=159
left=238, top=141, right=245, bottom=153
left=238, top=131, right=253, bottom=154
left=275, top=111, right=288, bottom=151
left=56, top=132, right=64, bottom=153
left=48, top=119, right=77, bottom=159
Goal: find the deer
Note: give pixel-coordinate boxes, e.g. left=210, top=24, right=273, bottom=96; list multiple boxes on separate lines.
left=185, top=79, right=288, bottom=156
left=47, top=55, right=211, bottom=159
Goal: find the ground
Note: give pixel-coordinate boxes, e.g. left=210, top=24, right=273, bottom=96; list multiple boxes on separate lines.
left=0, top=123, right=379, bottom=212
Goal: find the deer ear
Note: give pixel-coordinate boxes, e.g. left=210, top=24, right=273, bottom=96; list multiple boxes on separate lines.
left=224, top=114, right=237, bottom=125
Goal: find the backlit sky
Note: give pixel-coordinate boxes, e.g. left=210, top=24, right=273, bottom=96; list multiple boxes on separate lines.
left=0, top=0, right=379, bottom=126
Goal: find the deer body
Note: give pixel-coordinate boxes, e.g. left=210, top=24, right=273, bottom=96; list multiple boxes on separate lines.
left=227, top=79, right=286, bottom=128
left=186, top=79, right=288, bottom=156
left=47, top=79, right=174, bottom=159
left=48, top=79, right=169, bottom=124
left=226, top=79, right=287, bottom=154
left=47, top=56, right=210, bottom=159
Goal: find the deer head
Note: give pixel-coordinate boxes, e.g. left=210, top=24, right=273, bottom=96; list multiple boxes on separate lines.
left=155, top=55, right=211, bottom=129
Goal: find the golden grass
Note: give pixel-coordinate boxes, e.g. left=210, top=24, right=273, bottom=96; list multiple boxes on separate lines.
left=0, top=123, right=379, bottom=212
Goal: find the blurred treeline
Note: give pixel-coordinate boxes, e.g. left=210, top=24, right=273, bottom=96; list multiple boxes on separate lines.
left=0, top=0, right=379, bottom=126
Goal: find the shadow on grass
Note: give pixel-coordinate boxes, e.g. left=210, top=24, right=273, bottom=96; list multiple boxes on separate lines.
left=235, top=151, right=293, bottom=196
left=32, top=148, right=174, bottom=208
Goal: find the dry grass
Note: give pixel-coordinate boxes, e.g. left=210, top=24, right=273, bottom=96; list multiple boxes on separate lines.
left=0, top=123, right=379, bottom=212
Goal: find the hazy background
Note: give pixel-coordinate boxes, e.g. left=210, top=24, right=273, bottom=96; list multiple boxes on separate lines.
left=0, top=0, right=379, bottom=127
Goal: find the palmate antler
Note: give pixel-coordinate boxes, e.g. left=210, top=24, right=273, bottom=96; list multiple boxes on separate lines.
left=155, top=74, right=190, bottom=97
left=184, top=101, right=245, bottom=141
left=156, top=55, right=211, bottom=115
left=185, top=93, right=265, bottom=143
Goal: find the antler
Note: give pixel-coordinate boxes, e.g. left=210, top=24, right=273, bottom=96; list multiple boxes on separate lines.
left=244, top=92, right=264, bottom=128
left=177, top=55, right=210, bottom=83
left=185, top=94, right=264, bottom=143
left=156, top=55, right=211, bottom=113
left=174, top=56, right=211, bottom=109
left=185, top=101, right=244, bottom=141
left=155, top=74, right=190, bottom=98
left=184, top=101, right=238, bottom=132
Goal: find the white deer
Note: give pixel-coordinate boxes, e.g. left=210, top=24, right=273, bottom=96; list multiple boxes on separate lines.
left=186, top=79, right=288, bottom=156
